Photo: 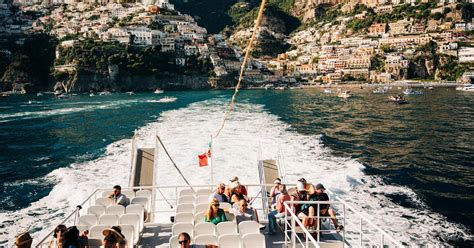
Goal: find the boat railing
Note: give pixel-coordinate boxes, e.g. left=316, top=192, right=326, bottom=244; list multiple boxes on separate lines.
left=35, top=184, right=402, bottom=248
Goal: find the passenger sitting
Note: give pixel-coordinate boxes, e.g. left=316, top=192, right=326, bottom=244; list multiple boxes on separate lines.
left=294, top=178, right=316, bottom=229
left=231, top=199, right=257, bottom=224
left=314, top=184, right=343, bottom=232
left=177, top=232, right=203, bottom=248
left=208, top=183, right=229, bottom=203
left=229, top=182, right=248, bottom=205
left=205, top=198, right=227, bottom=225
left=15, top=232, right=33, bottom=248
left=62, top=226, right=83, bottom=248
left=225, top=176, right=248, bottom=198
left=108, top=185, right=130, bottom=207
left=269, top=178, right=282, bottom=205
left=48, top=225, right=67, bottom=248
left=267, top=184, right=291, bottom=235
left=102, top=226, right=126, bottom=248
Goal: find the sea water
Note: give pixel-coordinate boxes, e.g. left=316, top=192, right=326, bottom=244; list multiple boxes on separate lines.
left=0, top=88, right=472, bottom=246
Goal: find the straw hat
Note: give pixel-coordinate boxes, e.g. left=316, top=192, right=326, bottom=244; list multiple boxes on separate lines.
left=102, top=226, right=125, bottom=243
left=15, top=232, right=32, bottom=247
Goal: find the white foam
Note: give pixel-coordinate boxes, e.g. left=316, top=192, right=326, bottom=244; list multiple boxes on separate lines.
left=0, top=98, right=471, bottom=246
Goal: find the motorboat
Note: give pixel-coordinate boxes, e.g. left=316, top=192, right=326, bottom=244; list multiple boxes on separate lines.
left=36, top=92, right=44, bottom=96
left=127, top=91, right=135, bottom=95
left=275, top=86, right=286, bottom=90
left=157, top=97, right=178, bottom=103
left=337, top=90, right=352, bottom=98
left=264, top=84, right=274, bottom=90
left=456, top=84, right=474, bottom=92
left=403, top=88, right=423, bottom=95
left=154, top=88, right=164, bottom=94
left=99, top=91, right=112, bottom=96
left=323, top=89, right=332, bottom=94
left=389, top=95, right=408, bottom=104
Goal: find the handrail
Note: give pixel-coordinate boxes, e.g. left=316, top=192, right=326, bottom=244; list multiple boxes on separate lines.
left=128, top=134, right=137, bottom=187
left=330, top=194, right=404, bottom=247
left=35, top=188, right=100, bottom=247
left=283, top=202, right=320, bottom=248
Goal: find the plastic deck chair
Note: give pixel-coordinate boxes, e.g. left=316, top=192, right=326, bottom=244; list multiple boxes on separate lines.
left=169, top=235, right=179, bottom=248
left=242, top=233, right=265, bottom=248
left=216, top=222, right=238, bottom=236
left=218, top=234, right=241, bottom=248
left=99, top=214, right=119, bottom=225
left=121, top=189, right=136, bottom=199
left=106, top=205, right=125, bottom=216
left=219, top=202, right=232, bottom=211
left=172, top=223, right=194, bottom=237
left=87, top=205, right=106, bottom=216
left=194, top=213, right=206, bottom=224
left=179, top=188, right=195, bottom=197
left=175, top=213, right=194, bottom=224
left=176, top=204, right=194, bottom=213
left=238, top=221, right=259, bottom=237
left=78, top=214, right=97, bottom=228
left=120, top=213, right=140, bottom=244
left=89, top=225, right=109, bottom=239
left=196, top=188, right=212, bottom=196
left=194, top=203, right=208, bottom=214
left=194, top=234, right=218, bottom=246
left=75, top=225, right=88, bottom=234
left=225, top=212, right=235, bottom=222
left=126, top=204, right=145, bottom=231
left=118, top=224, right=135, bottom=245
left=194, top=196, right=210, bottom=205
left=194, top=222, right=216, bottom=236
left=178, top=195, right=195, bottom=205
left=95, top=197, right=112, bottom=206
left=136, top=189, right=151, bottom=199
left=131, top=197, right=149, bottom=211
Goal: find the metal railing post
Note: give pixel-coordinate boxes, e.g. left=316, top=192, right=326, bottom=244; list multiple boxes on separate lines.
left=285, top=208, right=288, bottom=247
left=381, top=233, right=385, bottom=248
left=291, top=204, right=296, bottom=248
left=317, top=203, right=320, bottom=242
left=343, top=204, right=346, bottom=244
left=360, top=217, right=363, bottom=247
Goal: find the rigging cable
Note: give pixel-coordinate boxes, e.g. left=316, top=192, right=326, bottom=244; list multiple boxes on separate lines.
left=213, top=0, right=267, bottom=138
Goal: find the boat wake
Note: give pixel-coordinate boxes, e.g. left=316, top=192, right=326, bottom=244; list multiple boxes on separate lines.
left=0, top=99, right=471, bottom=246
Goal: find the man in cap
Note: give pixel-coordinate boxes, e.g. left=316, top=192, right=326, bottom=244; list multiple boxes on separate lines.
left=314, top=183, right=343, bottom=232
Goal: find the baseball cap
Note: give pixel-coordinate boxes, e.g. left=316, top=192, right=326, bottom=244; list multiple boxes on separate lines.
left=315, top=183, right=325, bottom=190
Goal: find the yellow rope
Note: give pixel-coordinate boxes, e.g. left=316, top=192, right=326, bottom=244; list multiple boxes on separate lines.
left=213, top=0, right=267, bottom=138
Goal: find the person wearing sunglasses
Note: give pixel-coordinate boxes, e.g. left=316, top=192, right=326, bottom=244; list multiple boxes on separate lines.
left=177, top=232, right=193, bottom=248
left=231, top=199, right=257, bottom=224
left=205, top=198, right=227, bottom=225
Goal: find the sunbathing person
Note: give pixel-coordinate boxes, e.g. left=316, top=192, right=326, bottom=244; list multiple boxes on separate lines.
left=208, top=183, right=229, bottom=203
left=205, top=198, right=227, bottom=225
left=313, top=184, right=343, bottom=232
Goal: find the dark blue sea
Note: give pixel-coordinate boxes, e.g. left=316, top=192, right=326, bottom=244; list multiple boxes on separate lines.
left=0, top=88, right=473, bottom=246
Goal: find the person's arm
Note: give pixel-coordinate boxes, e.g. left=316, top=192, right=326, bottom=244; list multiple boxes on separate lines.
left=270, top=186, right=277, bottom=197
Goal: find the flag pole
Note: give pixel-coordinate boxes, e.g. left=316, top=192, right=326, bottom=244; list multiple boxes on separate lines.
left=210, top=135, right=214, bottom=185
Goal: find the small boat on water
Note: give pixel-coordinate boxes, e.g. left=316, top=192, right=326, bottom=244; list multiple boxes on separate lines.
left=36, top=92, right=44, bottom=96
left=403, top=88, right=423, bottom=95
left=57, top=93, right=69, bottom=98
left=154, top=88, right=164, bottom=94
left=323, top=89, right=332, bottom=94
left=158, top=96, right=177, bottom=103
left=389, top=95, right=408, bottom=104
left=126, top=91, right=135, bottom=95
left=338, top=90, right=352, bottom=98
left=456, top=84, right=474, bottom=92
left=373, top=87, right=387, bottom=94
left=264, top=84, right=274, bottom=90
left=275, top=86, right=286, bottom=90
left=99, top=91, right=112, bottom=96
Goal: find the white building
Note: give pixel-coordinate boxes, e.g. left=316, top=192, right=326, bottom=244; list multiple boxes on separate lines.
left=459, top=47, right=474, bottom=63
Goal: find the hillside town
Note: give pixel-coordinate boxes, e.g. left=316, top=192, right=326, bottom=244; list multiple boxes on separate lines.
left=0, top=0, right=473, bottom=91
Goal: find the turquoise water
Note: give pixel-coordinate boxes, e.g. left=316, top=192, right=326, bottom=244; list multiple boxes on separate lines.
left=0, top=88, right=473, bottom=245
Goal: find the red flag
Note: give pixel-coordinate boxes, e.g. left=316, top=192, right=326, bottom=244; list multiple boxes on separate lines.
left=198, top=153, right=208, bottom=167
